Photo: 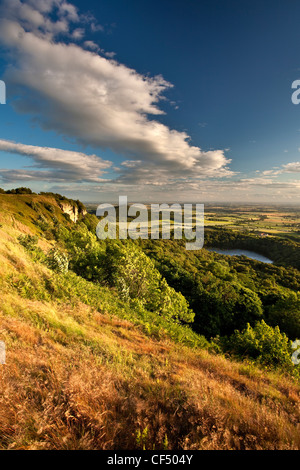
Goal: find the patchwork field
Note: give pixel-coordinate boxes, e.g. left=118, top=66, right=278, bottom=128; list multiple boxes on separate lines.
left=85, top=203, right=300, bottom=242
left=203, top=205, right=300, bottom=241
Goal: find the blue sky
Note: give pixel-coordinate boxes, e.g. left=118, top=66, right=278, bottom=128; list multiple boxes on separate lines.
left=0, top=0, right=300, bottom=203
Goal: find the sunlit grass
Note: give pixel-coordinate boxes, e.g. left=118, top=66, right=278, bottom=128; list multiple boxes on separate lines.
left=0, top=196, right=300, bottom=449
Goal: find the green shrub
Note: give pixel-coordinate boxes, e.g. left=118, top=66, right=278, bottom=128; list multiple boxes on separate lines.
left=46, top=248, right=69, bottom=274
left=26, top=201, right=39, bottom=211
left=266, top=292, right=300, bottom=340
left=106, top=242, right=194, bottom=324
left=18, top=234, right=45, bottom=262
left=15, top=187, right=34, bottom=194
left=44, top=203, right=55, bottom=213
left=221, top=320, right=297, bottom=373
left=64, top=224, right=106, bottom=282
left=35, top=215, right=50, bottom=231
left=18, top=234, right=39, bottom=250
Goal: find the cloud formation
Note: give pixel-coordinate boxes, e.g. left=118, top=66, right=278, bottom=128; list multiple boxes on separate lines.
left=282, top=162, right=300, bottom=173
left=44, top=175, right=300, bottom=204
left=0, top=139, right=112, bottom=182
left=0, top=0, right=232, bottom=186
left=261, top=161, right=300, bottom=176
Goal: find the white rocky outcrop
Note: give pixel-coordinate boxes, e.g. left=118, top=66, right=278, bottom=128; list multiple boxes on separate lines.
left=59, top=202, right=87, bottom=223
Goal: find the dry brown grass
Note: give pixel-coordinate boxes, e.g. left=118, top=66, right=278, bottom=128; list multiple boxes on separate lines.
left=1, top=303, right=300, bottom=450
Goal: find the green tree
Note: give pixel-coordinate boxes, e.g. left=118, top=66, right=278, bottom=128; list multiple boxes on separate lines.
left=107, top=242, right=194, bottom=323
left=266, top=293, right=300, bottom=339
left=222, top=320, right=295, bottom=370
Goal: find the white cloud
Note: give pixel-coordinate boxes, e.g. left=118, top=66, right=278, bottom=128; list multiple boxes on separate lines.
left=282, top=161, right=300, bottom=173
left=71, top=28, right=85, bottom=40
left=260, top=161, right=300, bottom=176
left=43, top=176, right=300, bottom=204
left=83, top=40, right=100, bottom=51
left=121, top=160, right=142, bottom=168
left=0, top=0, right=74, bottom=38
left=104, top=51, right=116, bottom=59
left=0, top=0, right=233, bottom=187
left=90, top=22, right=104, bottom=33
left=0, top=139, right=112, bottom=182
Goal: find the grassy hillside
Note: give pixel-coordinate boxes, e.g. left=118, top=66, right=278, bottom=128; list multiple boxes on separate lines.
left=0, top=194, right=300, bottom=450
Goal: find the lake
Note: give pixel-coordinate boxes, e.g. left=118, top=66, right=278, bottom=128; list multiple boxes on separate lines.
left=207, top=248, right=273, bottom=264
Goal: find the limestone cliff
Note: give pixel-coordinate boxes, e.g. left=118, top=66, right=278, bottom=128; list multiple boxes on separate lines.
left=58, top=201, right=87, bottom=223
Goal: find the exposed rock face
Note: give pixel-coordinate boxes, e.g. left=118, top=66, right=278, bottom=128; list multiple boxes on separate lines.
left=59, top=202, right=87, bottom=223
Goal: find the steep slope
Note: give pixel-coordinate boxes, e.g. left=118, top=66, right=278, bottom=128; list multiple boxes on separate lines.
left=0, top=193, right=86, bottom=231
left=0, top=194, right=300, bottom=450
